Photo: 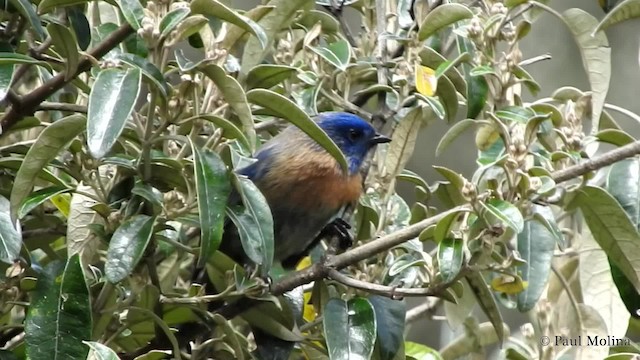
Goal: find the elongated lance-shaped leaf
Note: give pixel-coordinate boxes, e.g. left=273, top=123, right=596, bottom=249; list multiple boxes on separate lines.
left=368, top=295, right=405, bottom=360
left=191, top=0, right=268, bottom=48
left=418, top=3, right=473, bottom=41
left=83, top=342, right=119, bottom=360
left=10, top=114, right=86, bottom=221
left=595, top=0, right=640, bottom=33
left=192, top=143, right=231, bottom=267
left=87, top=67, right=141, bottom=159
left=241, top=0, right=313, bottom=74
left=562, top=9, right=610, bottom=134
left=47, top=22, right=79, bottom=81
left=246, top=88, right=349, bottom=173
left=200, top=64, right=257, bottom=151
left=324, top=297, right=377, bottom=360
left=227, top=173, right=274, bottom=275
left=466, top=272, right=507, bottom=345
left=570, top=185, right=640, bottom=293
left=105, top=215, right=155, bottom=283
left=18, top=186, right=71, bottom=219
left=383, top=107, right=426, bottom=185
left=25, top=255, right=92, bottom=360
left=9, top=0, right=45, bottom=40
left=0, top=196, right=21, bottom=264
left=116, top=0, right=144, bottom=29
left=516, top=210, right=555, bottom=312
left=438, top=237, right=464, bottom=283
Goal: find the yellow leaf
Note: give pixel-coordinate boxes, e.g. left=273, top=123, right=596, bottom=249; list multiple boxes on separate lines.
left=50, top=193, right=71, bottom=218
left=415, top=63, right=437, bottom=96
left=296, top=256, right=317, bottom=322
left=491, top=274, right=528, bottom=295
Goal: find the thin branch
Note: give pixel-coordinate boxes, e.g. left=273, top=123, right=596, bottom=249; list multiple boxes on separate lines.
left=373, top=0, right=389, bottom=128
left=405, top=297, right=441, bottom=323
left=551, top=140, right=640, bottom=183
left=324, top=0, right=357, bottom=47
left=37, top=102, right=88, bottom=113
left=270, top=206, right=469, bottom=296
left=328, top=268, right=468, bottom=298
left=1, top=23, right=134, bottom=134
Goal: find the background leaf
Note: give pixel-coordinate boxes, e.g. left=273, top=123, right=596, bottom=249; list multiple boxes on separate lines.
left=324, top=297, right=377, bottom=360
left=105, top=215, right=155, bottom=283
left=25, top=255, right=91, bottom=360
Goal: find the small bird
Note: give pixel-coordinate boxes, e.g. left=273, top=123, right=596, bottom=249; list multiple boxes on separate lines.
left=219, top=111, right=390, bottom=269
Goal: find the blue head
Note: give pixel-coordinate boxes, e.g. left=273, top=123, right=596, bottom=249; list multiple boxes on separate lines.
left=317, top=112, right=391, bottom=174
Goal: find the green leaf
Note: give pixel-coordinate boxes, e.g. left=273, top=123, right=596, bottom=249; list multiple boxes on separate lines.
left=596, top=129, right=635, bottom=147
left=495, top=106, right=535, bottom=123
left=246, top=64, right=298, bottom=89
left=570, top=185, right=640, bottom=293
left=191, top=0, right=268, bottom=49
left=438, top=237, right=464, bottom=282
left=105, top=215, right=155, bottom=283
left=18, top=186, right=71, bottom=219
left=596, top=0, right=640, bottom=32
left=166, top=15, right=208, bottom=46
left=10, top=114, right=86, bottom=221
left=466, top=75, right=488, bottom=119
left=227, top=174, right=274, bottom=275
left=516, top=212, right=555, bottom=312
left=418, top=3, right=473, bottom=41
left=324, top=297, right=377, bottom=360
left=241, top=0, right=313, bottom=74
left=481, top=199, right=524, bottom=233
left=384, top=107, right=426, bottom=183
left=83, top=342, right=119, bottom=360
left=9, top=0, right=46, bottom=40
left=465, top=272, right=506, bottom=345
left=436, top=119, right=476, bottom=156
left=192, top=144, right=231, bottom=267
left=116, top=0, right=145, bottom=29
left=0, top=53, right=14, bottom=120
left=0, top=52, right=45, bottom=65
left=38, top=0, right=88, bottom=13
left=242, top=299, right=302, bottom=341
left=368, top=295, right=405, bottom=360
left=246, top=89, right=349, bottom=173
left=309, top=38, right=351, bottom=71
left=47, top=22, right=79, bottom=81
left=531, top=205, right=566, bottom=250
left=200, top=64, right=257, bottom=152
left=436, top=75, right=458, bottom=123
left=25, top=255, right=91, bottom=360
left=184, top=114, right=252, bottom=153
left=435, top=52, right=471, bottom=78
left=159, top=7, right=190, bottom=39
left=0, top=196, right=21, bottom=264
left=563, top=9, right=611, bottom=134
left=68, top=7, right=91, bottom=51
left=404, top=342, right=443, bottom=360
left=87, top=68, right=141, bottom=159
left=113, top=53, right=170, bottom=97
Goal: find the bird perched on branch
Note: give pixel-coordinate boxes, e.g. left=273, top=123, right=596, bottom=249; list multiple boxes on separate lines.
left=219, top=111, right=391, bottom=269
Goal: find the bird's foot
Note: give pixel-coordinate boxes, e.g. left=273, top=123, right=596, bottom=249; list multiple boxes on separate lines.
left=323, top=218, right=353, bottom=250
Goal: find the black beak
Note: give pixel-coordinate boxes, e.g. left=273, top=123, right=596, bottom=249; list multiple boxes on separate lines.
left=370, top=133, right=391, bottom=145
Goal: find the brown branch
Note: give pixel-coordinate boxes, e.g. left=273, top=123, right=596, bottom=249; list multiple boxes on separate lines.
left=327, top=268, right=468, bottom=298
left=270, top=206, right=469, bottom=296
left=1, top=23, right=134, bottom=134
left=551, top=140, right=640, bottom=183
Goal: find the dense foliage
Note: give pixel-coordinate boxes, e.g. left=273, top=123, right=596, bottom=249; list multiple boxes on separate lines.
left=3, top=0, right=640, bottom=359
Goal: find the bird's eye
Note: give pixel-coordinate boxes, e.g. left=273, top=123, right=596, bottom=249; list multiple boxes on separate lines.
left=348, top=129, right=363, bottom=141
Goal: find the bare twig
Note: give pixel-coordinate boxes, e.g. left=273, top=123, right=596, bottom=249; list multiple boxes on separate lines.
left=37, top=102, right=88, bottom=113
left=551, top=140, right=640, bottom=183
left=328, top=268, right=468, bottom=298
left=405, top=298, right=441, bottom=323
left=1, top=23, right=134, bottom=134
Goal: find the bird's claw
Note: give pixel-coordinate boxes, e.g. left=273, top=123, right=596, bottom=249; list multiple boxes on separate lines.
left=324, top=218, right=353, bottom=250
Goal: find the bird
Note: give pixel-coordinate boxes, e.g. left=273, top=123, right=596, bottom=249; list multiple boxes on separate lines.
left=219, top=111, right=391, bottom=269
